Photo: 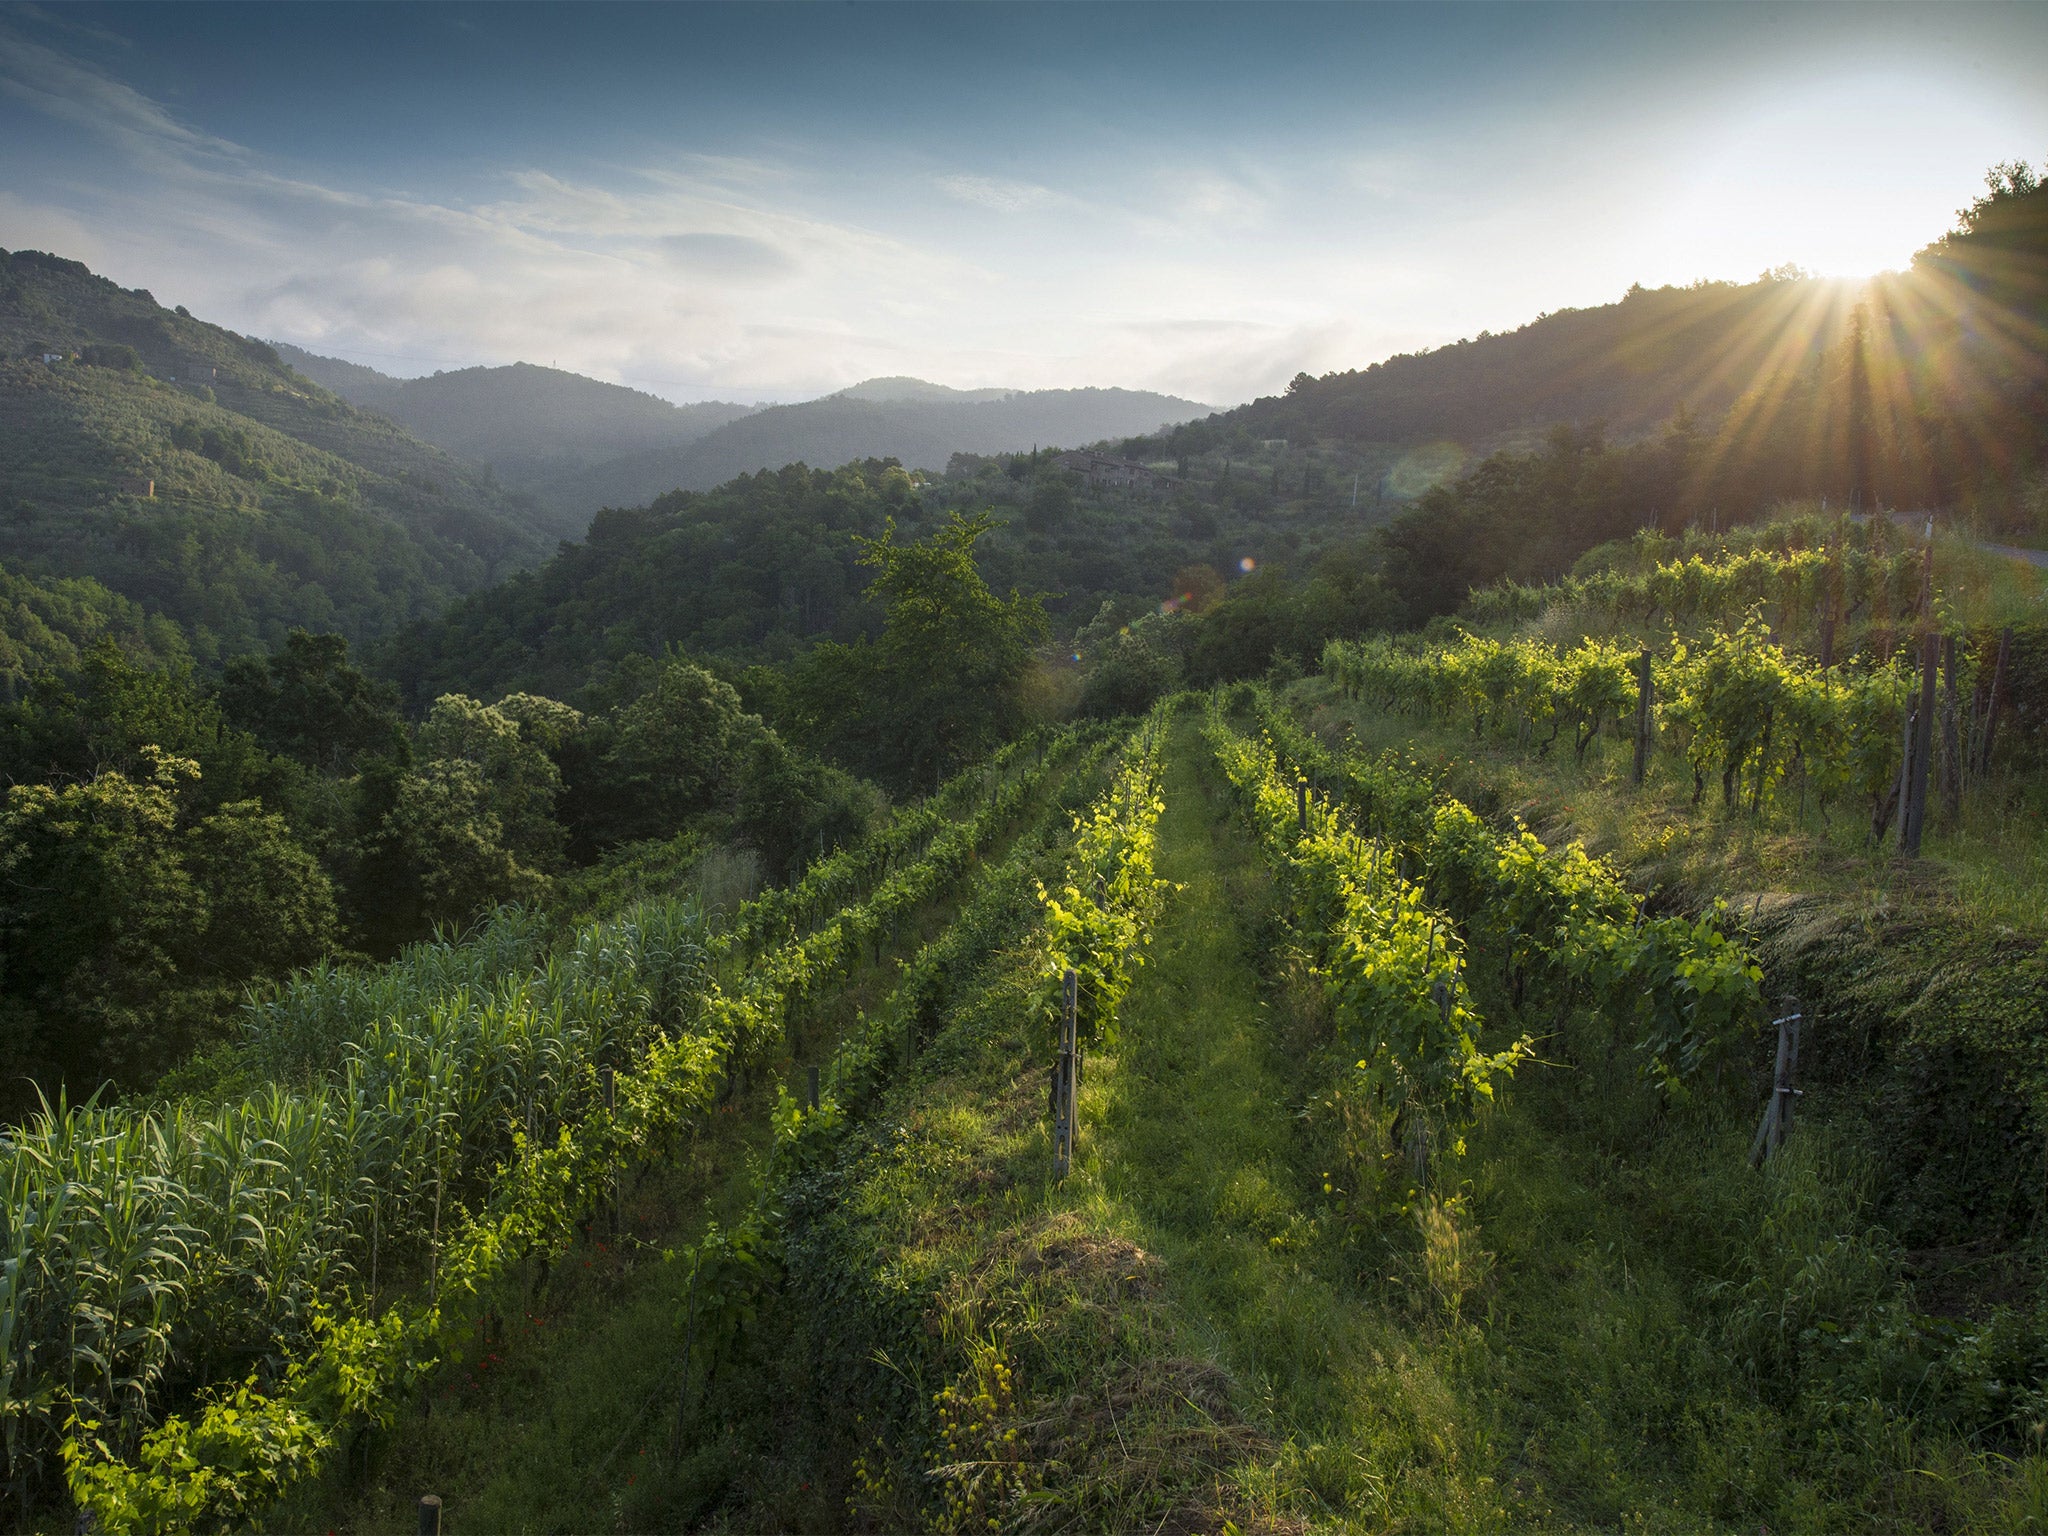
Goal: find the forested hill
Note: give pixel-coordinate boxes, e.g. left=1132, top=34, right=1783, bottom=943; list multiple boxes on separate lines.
left=506, top=379, right=1211, bottom=521
left=0, top=249, right=555, bottom=661
left=273, top=346, right=758, bottom=536
left=1152, top=272, right=1860, bottom=453
left=1148, top=167, right=2047, bottom=527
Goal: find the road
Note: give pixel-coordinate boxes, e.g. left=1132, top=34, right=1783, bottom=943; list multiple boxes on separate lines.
left=1855, top=508, right=2048, bottom=569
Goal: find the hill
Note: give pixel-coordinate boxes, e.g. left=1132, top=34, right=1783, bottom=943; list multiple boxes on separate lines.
left=278, top=349, right=1201, bottom=532
left=1147, top=272, right=1863, bottom=456
left=833, top=375, right=1016, bottom=404
left=273, top=347, right=758, bottom=536
left=518, top=381, right=1213, bottom=517
left=1144, top=168, right=2047, bottom=530
left=0, top=250, right=555, bottom=661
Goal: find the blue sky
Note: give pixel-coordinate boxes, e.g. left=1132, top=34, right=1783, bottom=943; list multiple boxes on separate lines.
left=4, top=2, right=2046, bottom=406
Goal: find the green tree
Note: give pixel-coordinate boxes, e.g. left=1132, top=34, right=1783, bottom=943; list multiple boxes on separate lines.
left=793, top=513, right=1047, bottom=790
left=385, top=756, right=549, bottom=929
left=1, top=642, right=271, bottom=809
left=731, top=728, right=885, bottom=880
left=592, top=661, right=746, bottom=843
left=0, top=749, right=339, bottom=1106
left=413, top=692, right=571, bottom=871
left=216, top=629, right=407, bottom=774
left=381, top=693, right=572, bottom=927
left=1076, top=601, right=1187, bottom=718
left=1025, top=476, right=1075, bottom=531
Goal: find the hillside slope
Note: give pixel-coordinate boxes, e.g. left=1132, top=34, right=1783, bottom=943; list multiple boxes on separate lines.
left=1154, top=273, right=1861, bottom=453
left=1152, top=170, right=2047, bottom=528
left=0, top=250, right=554, bottom=659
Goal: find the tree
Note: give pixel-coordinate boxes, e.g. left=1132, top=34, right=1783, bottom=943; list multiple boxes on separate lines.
left=794, top=513, right=1047, bottom=790
left=382, top=693, right=573, bottom=927
left=1077, top=603, right=1187, bottom=718
left=731, top=729, right=884, bottom=880
left=414, top=693, right=571, bottom=871
left=216, top=629, right=407, bottom=774
left=1026, top=476, right=1076, bottom=531
left=1, top=642, right=270, bottom=809
left=0, top=749, right=340, bottom=1106
left=587, top=660, right=747, bottom=845
left=385, top=757, right=549, bottom=930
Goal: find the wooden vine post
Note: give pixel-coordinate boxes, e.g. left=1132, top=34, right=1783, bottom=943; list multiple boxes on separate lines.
left=1901, top=527, right=1938, bottom=856
left=1053, top=967, right=1078, bottom=1178
left=418, top=1495, right=443, bottom=1536
left=1631, top=649, right=1653, bottom=787
left=1980, top=626, right=2011, bottom=774
left=1940, top=633, right=1962, bottom=826
left=602, top=1064, right=619, bottom=1237
left=1749, top=1009, right=1804, bottom=1167
left=1902, top=631, right=1938, bottom=856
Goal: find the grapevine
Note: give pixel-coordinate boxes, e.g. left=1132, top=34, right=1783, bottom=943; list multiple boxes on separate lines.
left=1205, top=702, right=1531, bottom=1152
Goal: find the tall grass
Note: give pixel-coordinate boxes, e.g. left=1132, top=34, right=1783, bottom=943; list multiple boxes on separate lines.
left=0, top=897, right=709, bottom=1501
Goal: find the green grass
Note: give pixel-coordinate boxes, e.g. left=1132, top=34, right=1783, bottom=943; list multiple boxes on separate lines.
left=1091, top=715, right=1501, bottom=1530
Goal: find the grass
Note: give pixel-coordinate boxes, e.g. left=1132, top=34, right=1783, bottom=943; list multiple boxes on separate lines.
left=1092, top=714, right=1499, bottom=1531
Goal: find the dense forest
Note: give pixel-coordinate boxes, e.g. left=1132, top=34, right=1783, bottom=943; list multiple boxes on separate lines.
left=5, top=162, right=2048, bottom=1533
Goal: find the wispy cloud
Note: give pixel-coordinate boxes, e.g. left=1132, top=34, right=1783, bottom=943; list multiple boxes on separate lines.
left=0, top=27, right=241, bottom=170
left=934, top=173, right=1057, bottom=213
left=0, top=24, right=995, bottom=399
left=10, top=6, right=2039, bottom=409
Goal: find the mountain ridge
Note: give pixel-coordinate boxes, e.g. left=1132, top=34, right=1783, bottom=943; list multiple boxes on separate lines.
left=281, top=344, right=1212, bottom=523
left=1136, top=273, right=1864, bottom=456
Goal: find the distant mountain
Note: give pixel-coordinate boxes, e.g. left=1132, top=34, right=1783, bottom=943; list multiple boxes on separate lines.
left=521, top=382, right=1214, bottom=517
left=0, top=249, right=555, bottom=662
left=273, top=347, right=758, bottom=536
left=1145, top=274, right=1863, bottom=455
left=832, top=376, right=1016, bottom=405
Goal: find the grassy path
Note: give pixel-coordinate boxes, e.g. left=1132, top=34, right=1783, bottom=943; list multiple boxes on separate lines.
left=1093, top=717, right=1500, bottom=1532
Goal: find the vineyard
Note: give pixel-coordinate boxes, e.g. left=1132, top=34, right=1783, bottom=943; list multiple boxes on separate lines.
left=11, top=101, right=2048, bottom=1536
left=1462, top=509, right=2041, bottom=649
left=12, top=665, right=2048, bottom=1530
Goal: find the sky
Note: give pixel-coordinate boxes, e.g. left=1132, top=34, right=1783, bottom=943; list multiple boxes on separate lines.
left=3, top=2, right=2046, bottom=409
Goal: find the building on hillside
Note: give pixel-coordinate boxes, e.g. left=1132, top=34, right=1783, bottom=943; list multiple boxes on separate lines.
left=116, top=476, right=155, bottom=500
left=1053, top=450, right=1179, bottom=494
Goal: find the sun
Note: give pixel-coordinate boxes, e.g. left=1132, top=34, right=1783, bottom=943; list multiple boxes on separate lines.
left=1646, top=72, right=2015, bottom=284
